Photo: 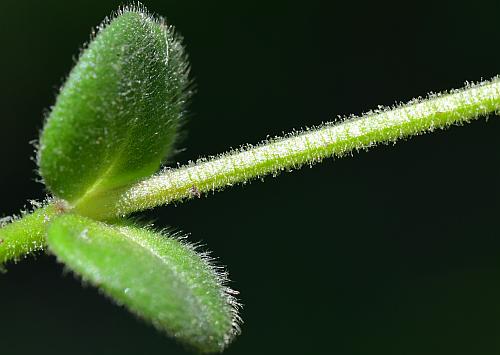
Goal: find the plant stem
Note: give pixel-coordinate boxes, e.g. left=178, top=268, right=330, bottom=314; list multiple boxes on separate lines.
left=0, top=202, right=66, bottom=264
left=75, top=77, right=500, bottom=219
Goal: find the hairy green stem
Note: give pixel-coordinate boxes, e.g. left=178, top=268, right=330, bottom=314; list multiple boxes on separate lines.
left=3, top=77, right=500, bottom=261
left=0, top=202, right=67, bottom=264
left=76, top=77, right=500, bottom=220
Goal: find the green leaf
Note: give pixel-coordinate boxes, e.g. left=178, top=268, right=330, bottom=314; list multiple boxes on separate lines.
left=38, top=5, right=191, bottom=208
left=46, top=214, right=240, bottom=353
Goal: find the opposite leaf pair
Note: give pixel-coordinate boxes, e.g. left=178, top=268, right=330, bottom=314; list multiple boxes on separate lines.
left=2, top=5, right=241, bottom=354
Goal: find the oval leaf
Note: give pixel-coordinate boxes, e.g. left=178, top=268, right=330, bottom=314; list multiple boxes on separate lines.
left=38, top=5, right=190, bottom=206
left=46, top=214, right=240, bottom=353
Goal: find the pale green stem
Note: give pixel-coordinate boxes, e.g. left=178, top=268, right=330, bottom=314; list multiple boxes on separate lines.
left=75, top=77, right=500, bottom=220
left=0, top=202, right=67, bottom=264
left=4, top=77, right=500, bottom=263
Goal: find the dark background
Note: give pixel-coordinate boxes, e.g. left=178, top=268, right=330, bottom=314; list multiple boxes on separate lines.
left=1, top=1, right=500, bottom=354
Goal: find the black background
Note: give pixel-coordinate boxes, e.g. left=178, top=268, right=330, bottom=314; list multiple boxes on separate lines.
left=1, top=1, right=500, bottom=354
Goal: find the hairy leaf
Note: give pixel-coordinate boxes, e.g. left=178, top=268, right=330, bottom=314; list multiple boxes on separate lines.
left=38, top=5, right=191, bottom=209
left=47, top=214, right=240, bottom=353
